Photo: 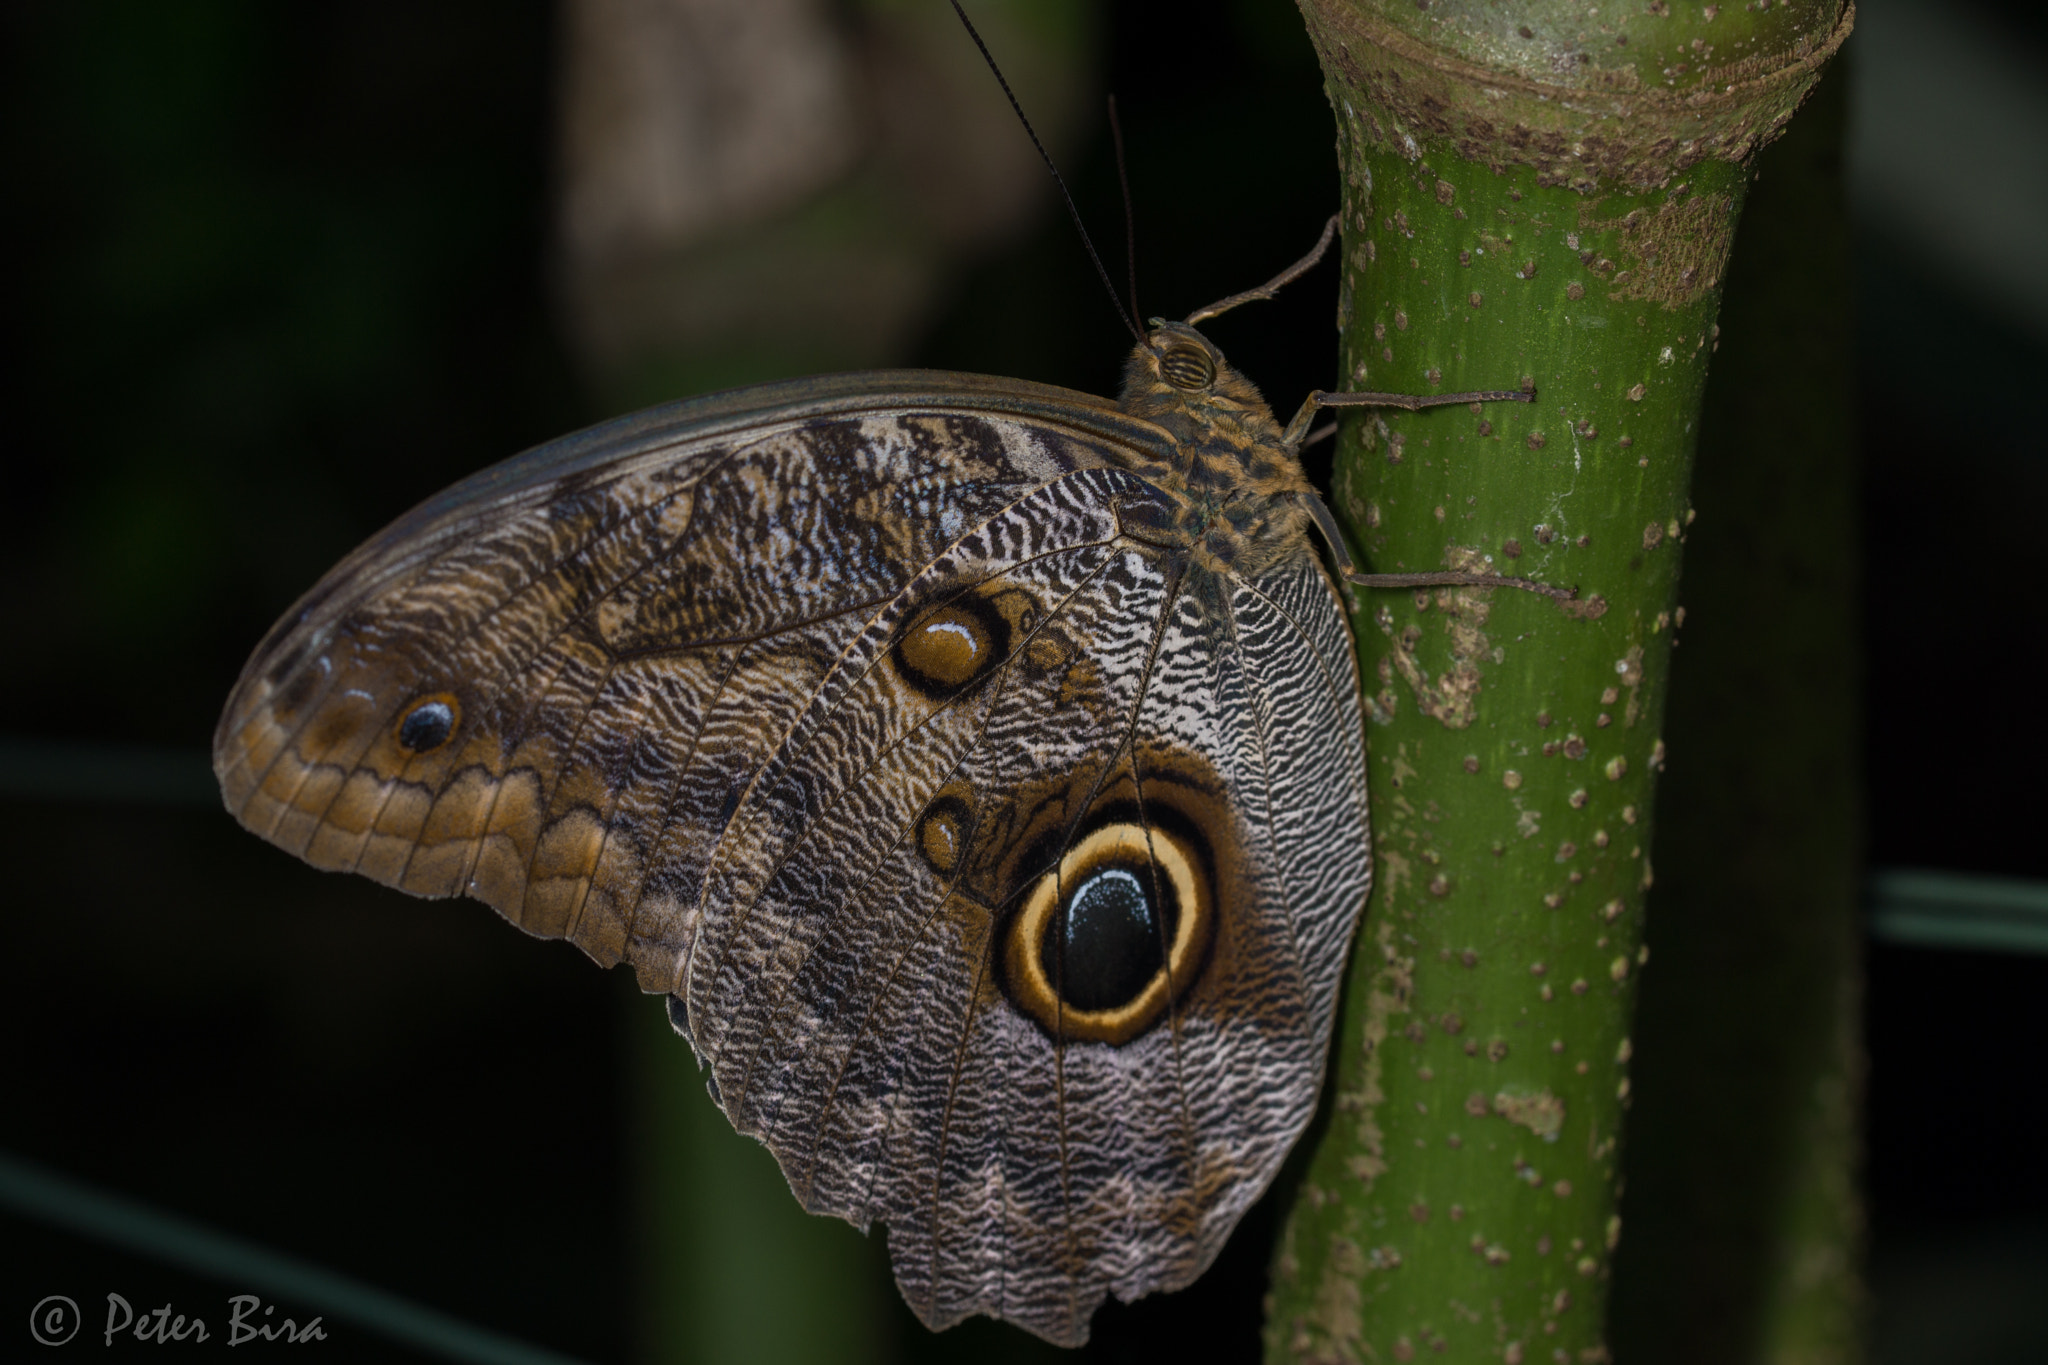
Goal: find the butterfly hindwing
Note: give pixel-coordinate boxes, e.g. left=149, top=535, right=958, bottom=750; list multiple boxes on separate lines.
left=667, top=537, right=1367, bottom=1341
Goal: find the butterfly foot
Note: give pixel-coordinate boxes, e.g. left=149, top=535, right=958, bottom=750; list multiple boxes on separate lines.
left=1342, top=567, right=1590, bottom=611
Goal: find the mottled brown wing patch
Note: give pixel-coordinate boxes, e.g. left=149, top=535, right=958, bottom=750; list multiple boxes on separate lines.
left=650, top=519, right=1368, bottom=1345
left=216, top=402, right=1140, bottom=986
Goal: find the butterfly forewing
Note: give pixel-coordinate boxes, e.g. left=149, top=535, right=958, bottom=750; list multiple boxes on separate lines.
left=217, top=376, right=1154, bottom=979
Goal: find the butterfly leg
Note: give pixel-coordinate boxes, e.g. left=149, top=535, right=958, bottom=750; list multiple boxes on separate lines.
left=1279, top=384, right=1533, bottom=449
left=1183, top=215, right=1338, bottom=325
left=1285, top=378, right=1577, bottom=605
left=1296, top=492, right=1577, bottom=605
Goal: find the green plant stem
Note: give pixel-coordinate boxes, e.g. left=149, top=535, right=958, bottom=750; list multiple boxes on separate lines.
left=1606, top=69, right=1864, bottom=1364
left=1266, top=2, right=1849, bottom=1359
left=630, top=983, right=891, bottom=1365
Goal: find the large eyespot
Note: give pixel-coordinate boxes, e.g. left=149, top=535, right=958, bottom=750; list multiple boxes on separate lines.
left=395, top=693, right=460, bottom=754
left=893, top=593, right=1011, bottom=700
left=1002, top=819, right=1214, bottom=1046
left=1159, top=343, right=1216, bottom=391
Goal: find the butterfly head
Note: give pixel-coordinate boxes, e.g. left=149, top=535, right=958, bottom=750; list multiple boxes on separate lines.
left=1120, top=321, right=1291, bottom=462
left=1118, top=320, right=1312, bottom=536
left=1120, top=320, right=1254, bottom=412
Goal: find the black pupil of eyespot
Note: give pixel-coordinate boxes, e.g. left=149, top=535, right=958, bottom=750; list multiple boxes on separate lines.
left=398, top=700, right=454, bottom=752
left=1161, top=346, right=1214, bottom=390
left=1043, top=863, right=1175, bottom=1012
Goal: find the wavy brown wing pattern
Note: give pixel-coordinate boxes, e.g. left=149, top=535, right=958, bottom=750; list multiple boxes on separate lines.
left=216, top=372, right=1141, bottom=984
left=695, top=547, right=1374, bottom=1344
left=214, top=372, right=1371, bottom=1346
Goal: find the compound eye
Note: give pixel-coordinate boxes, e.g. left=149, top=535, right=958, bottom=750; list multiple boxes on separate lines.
left=1159, top=343, right=1216, bottom=391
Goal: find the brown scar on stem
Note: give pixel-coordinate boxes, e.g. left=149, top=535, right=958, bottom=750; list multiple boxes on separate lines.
left=1374, top=551, right=1496, bottom=729
left=1494, top=1089, right=1567, bottom=1141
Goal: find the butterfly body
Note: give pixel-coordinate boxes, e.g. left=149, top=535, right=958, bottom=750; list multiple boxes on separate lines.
left=217, top=325, right=1370, bottom=1344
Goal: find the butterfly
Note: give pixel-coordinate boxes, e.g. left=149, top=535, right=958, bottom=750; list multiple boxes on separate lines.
left=212, top=255, right=1555, bottom=1342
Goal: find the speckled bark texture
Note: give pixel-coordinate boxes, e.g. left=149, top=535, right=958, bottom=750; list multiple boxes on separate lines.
left=1606, top=70, right=1864, bottom=1365
left=1265, top=2, right=1849, bottom=1360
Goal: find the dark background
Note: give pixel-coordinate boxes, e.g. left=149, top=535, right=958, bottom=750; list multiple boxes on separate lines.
left=2, top=1, right=2043, bottom=1360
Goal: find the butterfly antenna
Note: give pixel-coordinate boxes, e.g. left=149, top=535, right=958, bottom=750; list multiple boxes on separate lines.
left=1185, top=214, right=1339, bottom=325
left=948, top=0, right=1146, bottom=345
left=1107, top=93, right=1140, bottom=323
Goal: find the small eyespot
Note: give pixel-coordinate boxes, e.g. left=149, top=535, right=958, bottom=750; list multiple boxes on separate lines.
left=1160, top=343, right=1216, bottom=391
left=396, top=694, right=459, bottom=753
left=893, top=594, right=1010, bottom=700
left=916, top=790, right=975, bottom=876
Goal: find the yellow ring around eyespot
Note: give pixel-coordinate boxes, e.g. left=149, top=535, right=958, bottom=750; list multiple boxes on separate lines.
left=1004, top=821, right=1212, bottom=1046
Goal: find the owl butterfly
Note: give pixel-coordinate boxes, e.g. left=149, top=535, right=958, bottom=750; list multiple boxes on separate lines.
left=214, top=19, right=1559, bottom=1350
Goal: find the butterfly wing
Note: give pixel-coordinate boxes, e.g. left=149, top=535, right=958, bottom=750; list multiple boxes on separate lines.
left=217, top=371, right=1149, bottom=983
left=215, top=371, right=1370, bottom=1345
